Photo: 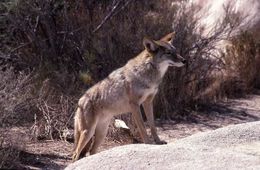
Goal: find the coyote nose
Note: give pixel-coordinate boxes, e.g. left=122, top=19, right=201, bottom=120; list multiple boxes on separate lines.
left=177, top=54, right=186, bottom=64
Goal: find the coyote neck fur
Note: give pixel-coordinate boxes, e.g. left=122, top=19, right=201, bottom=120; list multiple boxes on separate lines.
left=80, top=51, right=167, bottom=112
left=124, top=51, right=166, bottom=85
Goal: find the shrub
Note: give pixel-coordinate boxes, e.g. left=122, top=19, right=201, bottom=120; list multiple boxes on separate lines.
left=224, top=31, right=260, bottom=93
left=0, top=67, right=36, bottom=127
left=0, top=131, right=23, bottom=169
left=154, top=3, right=246, bottom=117
left=0, top=0, right=259, bottom=127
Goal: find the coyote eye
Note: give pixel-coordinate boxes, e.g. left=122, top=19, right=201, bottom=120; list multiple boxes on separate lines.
left=165, top=50, right=172, bottom=55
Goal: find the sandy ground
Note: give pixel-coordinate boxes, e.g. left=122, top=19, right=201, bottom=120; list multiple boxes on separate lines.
left=2, top=92, right=260, bottom=169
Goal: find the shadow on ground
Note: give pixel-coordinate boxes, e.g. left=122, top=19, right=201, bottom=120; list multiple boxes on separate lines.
left=19, top=150, right=70, bottom=169
left=155, top=93, right=260, bottom=142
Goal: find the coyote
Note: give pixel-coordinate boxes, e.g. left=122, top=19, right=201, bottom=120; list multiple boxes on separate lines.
left=72, top=33, right=186, bottom=161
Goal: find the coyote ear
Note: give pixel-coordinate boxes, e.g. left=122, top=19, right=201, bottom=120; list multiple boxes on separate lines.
left=160, top=32, right=175, bottom=42
left=143, top=37, right=158, bottom=52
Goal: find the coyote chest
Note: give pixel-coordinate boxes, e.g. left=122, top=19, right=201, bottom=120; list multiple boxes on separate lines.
left=108, top=65, right=160, bottom=104
left=138, top=85, right=158, bottom=104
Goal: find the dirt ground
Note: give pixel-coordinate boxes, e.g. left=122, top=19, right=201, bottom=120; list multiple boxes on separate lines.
left=3, top=91, right=260, bottom=169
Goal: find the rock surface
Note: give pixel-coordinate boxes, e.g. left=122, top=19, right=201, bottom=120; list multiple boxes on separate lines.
left=66, top=121, right=260, bottom=170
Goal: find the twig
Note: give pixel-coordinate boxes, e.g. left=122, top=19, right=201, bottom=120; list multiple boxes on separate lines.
left=10, top=42, right=32, bottom=53
left=33, top=16, right=39, bottom=33
left=92, top=0, right=134, bottom=33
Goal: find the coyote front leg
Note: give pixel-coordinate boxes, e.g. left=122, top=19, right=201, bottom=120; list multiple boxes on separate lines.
left=143, top=98, right=167, bottom=144
left=130, top=103, right=151, bottom=144
left=89, top=119, right=110, bottom=155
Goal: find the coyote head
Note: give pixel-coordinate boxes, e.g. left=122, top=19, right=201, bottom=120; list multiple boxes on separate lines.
left=143, top=37, right=186, bottom=68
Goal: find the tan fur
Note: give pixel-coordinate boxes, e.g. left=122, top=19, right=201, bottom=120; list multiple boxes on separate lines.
left=72, top=33, right=186, bottom=161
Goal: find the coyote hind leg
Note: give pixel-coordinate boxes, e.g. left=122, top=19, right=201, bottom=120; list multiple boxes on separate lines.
left=79, top=137, right=94, bottom=158
left=73, top=108, right=81, bottom=153
left=72, top=116, right=98, bottom=162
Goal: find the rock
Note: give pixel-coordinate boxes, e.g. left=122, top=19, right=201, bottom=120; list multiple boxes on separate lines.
left=114, top=119, right=130, bottom=130
left=66, top=121, right=260, bottom=170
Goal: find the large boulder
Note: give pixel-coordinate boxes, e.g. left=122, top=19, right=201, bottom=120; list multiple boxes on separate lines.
left=66, top=121, right=260, bottom=170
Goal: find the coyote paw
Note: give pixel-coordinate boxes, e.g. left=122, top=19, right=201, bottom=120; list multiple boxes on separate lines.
left=147, top=140, right=154, bottom=144
left=155, top=140, right=167, bottom=145
left=143, top=138, right=154, bottom=144
left=72, top=153, right=79, bottom=162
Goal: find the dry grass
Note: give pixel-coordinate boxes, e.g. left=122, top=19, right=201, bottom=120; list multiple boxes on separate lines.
left=0, top=130, right=23, bottom=169
left=0, top=67, right=36, bottom=127
left=224, top=31, right=260, bottom=92
left=0, top=0, right=258, bottom=132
